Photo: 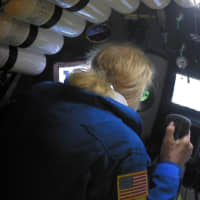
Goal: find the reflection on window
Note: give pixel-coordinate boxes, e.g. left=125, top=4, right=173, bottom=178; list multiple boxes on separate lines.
left=172, top=74, right=200, bottom=112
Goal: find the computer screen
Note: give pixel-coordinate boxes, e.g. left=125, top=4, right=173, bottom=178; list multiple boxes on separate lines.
left=54, top=62, right=90, bottom=83
left=172, top=74, right=200, bottom=112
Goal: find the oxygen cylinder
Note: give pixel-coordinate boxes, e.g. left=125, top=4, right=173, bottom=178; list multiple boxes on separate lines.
left=0, top=14, right=30, bottom=46
left=47, top=0, right=112, bottom=24
left=142, top=0, right=171, bottom=9
left=3, top=0, right=86, bottom=37
left=174, top=0, right=196, bottom=8
left=25, top=28, right=64, bottom=55
left=47, top=0, right=80, bottom=8
left=104, top=0, right=140, bottom=14
left=0, top=45, right=46, bottom=75
left=4, top=0, right=55, bottom=26
left=0, top=15, right=64, bottom=55
left=51, top=10, right=86, bottom=37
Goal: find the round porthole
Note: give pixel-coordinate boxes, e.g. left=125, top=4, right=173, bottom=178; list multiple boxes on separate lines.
left=137, top=87, right=154, bottom=112
left=86, top=24, right=111, bottom=44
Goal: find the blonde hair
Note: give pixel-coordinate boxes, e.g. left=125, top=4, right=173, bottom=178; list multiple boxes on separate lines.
left=69, top=44, right=152, bottom=109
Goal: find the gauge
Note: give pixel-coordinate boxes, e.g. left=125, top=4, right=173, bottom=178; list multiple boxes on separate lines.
left=176, top=56, right=188, bottom=69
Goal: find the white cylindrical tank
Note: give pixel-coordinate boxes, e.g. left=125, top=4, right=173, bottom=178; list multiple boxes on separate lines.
left=174, top=0, right=196, bottom=8
left=47, top=0, right=80, bottom=8
left=104, top=0, right=140, bottom=14
left=47, top=0, right=112, bottom=24
left=26, top=28, right=64, bottom=55
left=142, top=0, right=171, bottom=9
left=0, top=45, right=46, bottom=75
left=4, top=0, right=86, bottom=37
left=4, top=0, right=55, bottom=26
left=0, top=15, right=64, bottom=55
left=76, top=0, right=112, bottom=24
left=50, top=10, right=86, bottom=37
left=0, top=14, right=30, bottom=46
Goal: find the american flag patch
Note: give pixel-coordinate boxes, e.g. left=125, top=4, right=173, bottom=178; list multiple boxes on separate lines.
left=117, top=170, right=148, bottom=200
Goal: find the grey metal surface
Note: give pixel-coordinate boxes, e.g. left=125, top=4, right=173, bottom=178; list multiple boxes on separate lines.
left=139, top=53, right=168, bottom=139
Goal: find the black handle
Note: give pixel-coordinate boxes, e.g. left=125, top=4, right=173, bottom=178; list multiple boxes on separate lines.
left=165, top=114, right=191, bottom=140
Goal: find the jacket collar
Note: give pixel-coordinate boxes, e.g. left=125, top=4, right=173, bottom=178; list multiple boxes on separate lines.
left=63, top=81, right=143, bottom=136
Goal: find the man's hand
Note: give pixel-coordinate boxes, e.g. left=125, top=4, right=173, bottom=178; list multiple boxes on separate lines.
left=160, top=122, right=193, bottom=167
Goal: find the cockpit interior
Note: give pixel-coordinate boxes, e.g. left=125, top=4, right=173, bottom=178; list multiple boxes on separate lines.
left=1, top=0, right=200, bottom=199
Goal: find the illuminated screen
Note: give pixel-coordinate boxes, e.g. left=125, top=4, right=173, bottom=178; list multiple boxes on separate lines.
left=58, top=64, right=90, bottom=83
left=172, top=74, right=200, bottom=112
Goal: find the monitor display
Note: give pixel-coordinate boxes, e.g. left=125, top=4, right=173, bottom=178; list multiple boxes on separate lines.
left=54, top=61, right=90, bottom=83
left=58, top=65, right=88, bottom=83
left=172, top=74, right=200, bottom=112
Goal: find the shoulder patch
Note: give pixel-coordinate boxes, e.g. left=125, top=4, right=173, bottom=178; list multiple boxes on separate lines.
left=117, top=170, right=148, bottom=200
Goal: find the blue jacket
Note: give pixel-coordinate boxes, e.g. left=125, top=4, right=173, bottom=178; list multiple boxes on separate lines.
left=9, top=81, right=181, bottom=200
